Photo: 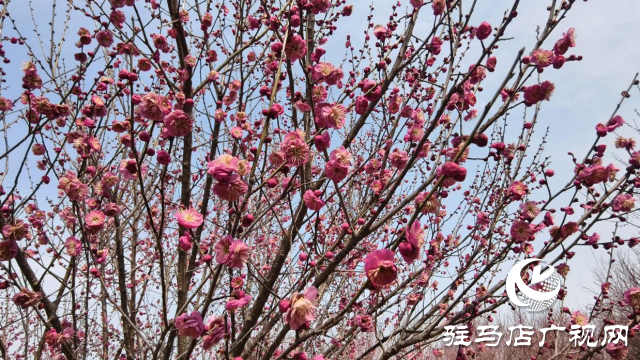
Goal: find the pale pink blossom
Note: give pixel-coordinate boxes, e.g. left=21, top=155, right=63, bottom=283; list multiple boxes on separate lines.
left=207, top=154, right=240, bottom=183
left=58, top=172, right=89, bottom=201
left=317, top=103, right=346, bottom=129
left=509, top=181, right=527, bottom=200
left=176, top=208, right=203, bottom=229
left=570, top=311, right=588, bottom=326
left=65, top=236, right=82, bottom=257
left=285, top=286, right=318, bottom=330
left=510, top=221, right=534, bottom=243
left=84, top=210, right=106, bottom=233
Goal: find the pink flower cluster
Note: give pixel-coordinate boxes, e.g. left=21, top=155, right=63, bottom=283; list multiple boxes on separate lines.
left=208, top=154, right=249, bottom=201
left=279, top=130, right=311, bottom=167
left=325, top=147, right=352, bottom=183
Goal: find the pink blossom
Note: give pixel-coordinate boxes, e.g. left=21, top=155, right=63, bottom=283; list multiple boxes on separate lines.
left=2, top=220, right=29, bottom=241
left=157, top=150, right=171, bottom=165
left=96, top=30, right=114, bottom=47
left=468, top=65, right=487, bottom=85
left=317, top=103, right=346, bottom=129
left=269, top=151, right=286, bottom=167
left=65, top=237, right=82, bottom=257
left=202, top=316, right=228, bottom=350
left=606, top=115, right=625, bottom=132
left=373, top=25, right=390, bottom=41
left=310, top=0, right=331, bottom=14
left=178, top=233, right=192, bottom=251
left=58, top=172, right=89, bottom=201
left=612, top=194, right=635, bottom=212
left=285, top=35, right=307, bottom=62
left=519, top=201, right=540, bottom=220
left=354, top=314, right=373, bottom=331
left=312, top=62, right=343, bottom=86
left=570, top=311, right=588, bottom=326
left=119, top=159, right=147, bottom=181
left=137, top=92, right=170, bottom=121
left=410, top=0, right=423, bottom=9
left=0, top=97, right=13, bottom=112
left=440, top=162, right=467, bottom=182
left=175, top=312, right=205, bottom=339
left=509, top=181, right=527, bottom=200
left=314, top=132, right=331, bottom=152
left=312, top=85, right=328, bottom=103
left=84, top=210, right=106, bottom=233
left=361, top=79, right=381, bottom=101
left=554, top=28, right=576, bottom=56
left=399, top=221, right=424, bottom=264
left=556, top=263, right=570, bottom=277
left=475, top=22, right=492, bottom=40
left=624, top=287, right=640, bottom=308
left=303, top=190, right=325, bottom=211
left=415, top=192, right=440, bottom=214
left=152, top=34, right=171, bottom=53
left=432, top=0, right=446, bottom=15
left=212, top=176, right=248, bottom=201
left=208, top=154, right=240, bottom=183
left=214, top=236, right=249, bottom=269
left=226, top=293, right=252, bottom=312
left=523, top=81, right=555, bottom=106
left=0, top=240, right=18, bottom=261
left=530, top=49, right=555, bottom=68
left=605, top=342, right=628, bottom=360
left=176, top=208, right=204, bottom=229
left=389, top=149, right=409, bottom=170
left=13, top=288, right=42, bottom=309
left=280, top=130, right=310, bottom=167
left=577, top=164, right=611, bottom=186
left=510, top=221, right=534, bottom=243
left=364, top=250, right=397, bottom=288
left=324, top=149, right=352, bottom=184
left=285, top=286, right=318, bottom=330
left=164, top=110, right=193, bottom=137
left=354, top=96, right=369, bottom=115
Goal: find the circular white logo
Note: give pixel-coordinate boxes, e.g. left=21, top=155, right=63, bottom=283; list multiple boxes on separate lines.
left=506, top=258, right=561, bottom=312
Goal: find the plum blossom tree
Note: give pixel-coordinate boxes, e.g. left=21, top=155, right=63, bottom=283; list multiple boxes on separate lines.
left=0, top=0, right=637, bottom=359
